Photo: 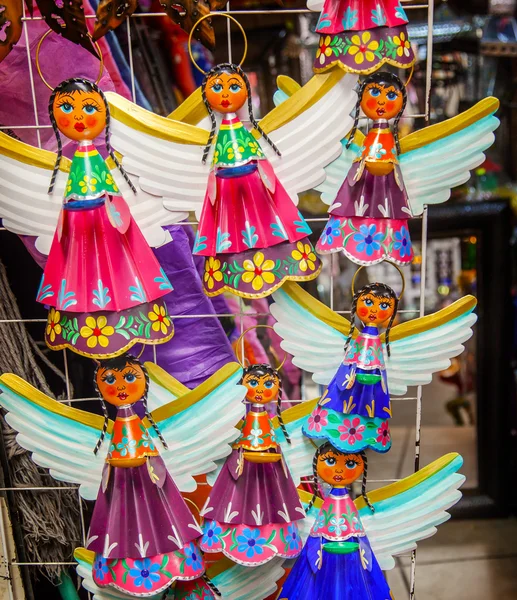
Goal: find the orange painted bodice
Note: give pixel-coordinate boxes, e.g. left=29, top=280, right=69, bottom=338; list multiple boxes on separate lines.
left=233, top=405, right=278, bottom=452
left=359, top=125, right=397, bottom=164
left=107, top=406, right=160, bottom=467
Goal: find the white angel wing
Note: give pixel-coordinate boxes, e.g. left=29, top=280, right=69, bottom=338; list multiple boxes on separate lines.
left=359, top=453, right=465, bottom=570
left=0, top=374, right=107, bottom=501
left=314, top=139, right=362, bottom=205
left=211, top=558, right=286, bottom=600
left=148, top=363, right=246, bottom=493
left=400, top=98, right=500, bottom=215
left=261, top=71, right=358, bottom=203
left=386, top=296, right=477, bottom=395
left=271, top=282, right=348, bottom=386
left=107, top=92, right=211, bottom=220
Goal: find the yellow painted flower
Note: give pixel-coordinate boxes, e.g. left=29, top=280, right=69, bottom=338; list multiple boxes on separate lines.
left=248, top=140, right=260, bottom=154
left=316, top=35, right=333, bottom=65
left=66, top=180, right=73, bottom=194
left=242, top=252, right=276, bottom=292
left=46, top=308, right=62, bottom=343
left=348, top=32, right=379, bottom=65
left=291, top=241, right=317, bottom=272
left=148, top=304, right=171, bottom=335
left=227, top=142, right=245, bottom=161
left=79, top=175, right=98, bottom=194
left=204, top=257, right=223, bottom=290
left=393, top=31, right=411, bottom=57
left=105, top=173, right=119, bottom=192
left=213, top=150, right=220, bottom=163
left=80, top=315, right=114, bottom=349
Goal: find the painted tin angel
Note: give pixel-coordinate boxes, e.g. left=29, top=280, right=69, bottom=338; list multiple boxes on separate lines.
left=279, top=447, right=465, bottom=599
left=271, top=280, right=477, bottom=453
left=0, top=358, right=248, bottom=596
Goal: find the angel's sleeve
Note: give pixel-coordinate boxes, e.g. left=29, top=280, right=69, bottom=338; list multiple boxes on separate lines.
left=0, top=132, right=69, bottom=255
left=384, top=296, right=477, bottom=395
left=0, top=374, right=109, bottom=500
left=146, top=362, right=247, bottom=493
left=271, top=281, right=352, bottom=385
left=357, top=453, right=465, bottom=569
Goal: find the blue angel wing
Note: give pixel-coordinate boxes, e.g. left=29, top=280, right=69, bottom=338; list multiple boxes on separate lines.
left=0, top=374, right=109, bottom=501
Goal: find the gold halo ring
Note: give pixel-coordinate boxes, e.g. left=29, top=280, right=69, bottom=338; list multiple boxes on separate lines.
left=351, top=261, right=406, bottom=300
left=404, top=64, right=415, bottom=88
left=188, top=12, right=248, bottom=75
left=234, top=324, right=287, bottom=371
left=35, top=29, right=104, bottom=91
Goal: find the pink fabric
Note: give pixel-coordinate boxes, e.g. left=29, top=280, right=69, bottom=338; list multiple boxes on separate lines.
left=196, top=163, right=305, bottom=256
left=310, top=492, right=365, bottom=540
left=317, top=0, right=408, bottom=34
left=39, top=201, right=170, bottom=312
left=345, top=332, right=384, bottom=370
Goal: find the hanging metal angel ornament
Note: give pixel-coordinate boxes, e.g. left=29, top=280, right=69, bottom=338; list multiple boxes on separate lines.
left=279, top=448, right=465, bottom=599
left=308, top=0, right=415, bottom=74
left=0, top=358, right=248, bottom=597
left=271, top=279, right=477, bottom=453
left=314, top=71, right=500, bottom=265
left=102, top=13, right=359, bottom=299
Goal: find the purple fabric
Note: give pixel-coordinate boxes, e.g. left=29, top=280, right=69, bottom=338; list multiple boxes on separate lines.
left=205, top=448, right=304, bottom=526
left=141, top=224, right=235, bottom=388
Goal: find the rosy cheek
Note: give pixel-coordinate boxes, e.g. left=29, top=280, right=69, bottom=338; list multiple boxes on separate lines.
left=127, top=383, right=138, bottom=394
left=377, top=310, right=387, bottom=320
left=358, top=307, right=369, bottom=317
left=385, top=101, right=395, bottom=113
left=105, top=385, right=116, bottom=396
left=85, top=116, right=97, bottom=128
left=320, top=467, right=333, bottom=483
left=263, top=389, right=273, bottom=399
left=58, top=117, right=71, bottom=128
left=366, top=98, right=377, bottom=109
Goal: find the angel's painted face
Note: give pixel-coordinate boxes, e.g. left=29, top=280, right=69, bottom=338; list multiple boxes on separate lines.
left=317, top=449, right=364, bottom=486
left=52, top=90, right=106, bottom=142
left=96, top=362, right=146, bottom=407
left=357, top=292, right=395, bottom=326
left=361, top=82, right=403, bottom=121
left=242, top=368, right=280, bottom=404
left=204, top=71, right=248, bottom=114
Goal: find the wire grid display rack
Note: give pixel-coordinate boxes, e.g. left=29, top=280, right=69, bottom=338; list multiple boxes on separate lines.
left=0, top=0, right=436, bottom=598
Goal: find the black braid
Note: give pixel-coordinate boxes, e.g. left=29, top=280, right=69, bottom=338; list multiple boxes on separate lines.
left=305, top=444, right=324, bottom=514
left=360, top=450, right=375, bottom=513
left=93, top=396, right=110, bottom=455
left=202, top=574, right=222, bottom=597
left=275, top=375, right=291, bottom=445
left=343, top=292, right=359, bottom=357
left=48, top=78, right=136, bottom=195
left=201, top=63, right=281, bottom=164
left=346, top=71, right=407, bottom=155
left=142, top=393, right=169, bottom=451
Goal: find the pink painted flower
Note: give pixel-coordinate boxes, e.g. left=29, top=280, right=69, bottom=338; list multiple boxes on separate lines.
left=376, top=421, right=391, bottom=447
left=338, top=417, right=365, bottom=444
left=307, top=407, right=329, bottom=432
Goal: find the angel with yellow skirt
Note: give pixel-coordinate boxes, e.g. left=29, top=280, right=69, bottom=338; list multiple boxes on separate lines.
left=270, top=280, right=477, bottom=454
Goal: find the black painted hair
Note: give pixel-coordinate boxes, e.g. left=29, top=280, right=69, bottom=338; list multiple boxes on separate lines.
left=346, top=71, right=407, bottom=155
left=344, top=282, right=399, bottom=358
left=93, top=353, right=168, bottom=454
left=240, top=363, right=291, bottom=445
left=200, top=63, right=281, bottom=164
left=202, top=574, right=222, bottom=597
left=305, top=442, right=374, bottom=514
left=48, top=77, right=136, bottom=195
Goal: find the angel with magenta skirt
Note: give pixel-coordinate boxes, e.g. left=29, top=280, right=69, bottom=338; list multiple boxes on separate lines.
left=200, top=348, right=305, bottom=565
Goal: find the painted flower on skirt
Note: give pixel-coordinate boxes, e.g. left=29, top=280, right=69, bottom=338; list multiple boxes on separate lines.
left=129, top=557, right=161, bottom=590
left=338, top=417, right=365, bottom=445
left=376, top=421, right=391, bottom=447
left=94, top=556, right=109, bottom=581
left=236, top=528, right=267, bottom=558
left=46, top=308, right=62, bottom=343
left=348, top=32, right=379, bottom=65
left=287, top=524, right=300, bottom=551
left=320, top=218, right=342, bottom=246
left=228, top=142, right=245, bottom=162
left=393, top=31, right=411, bottom=57
left=291, top=242, right=317, bottom=272
left=307, top=407, right=328, bottom=433
left=393, top=226, right=412, bottom=258
left=185, top=543, right=203, bottom=571
left=312, top=513, right=326, bottom=533
left=105, top=172, right=119, bottom=191
left=204, top=257, right=223, bottom=291
left=316, top=36, right=333, bottom=65
left=116, top=436, right=137, bottom=457
left=79, top=175, right=98, bottom=194
left=242, top=252, right=276, bottom=292
left=353, top=223, right=384, bottom=257
left=329, top=517, right=347, bottom=535
left=148, top=304, right=171, bottom=335
left=247, top=428, right=264, bottom=448
left=202, top=521, right=222, bottom=548
left=80, top=315, right=115, bottom=349
left=248, top=140, right=260, bottom=154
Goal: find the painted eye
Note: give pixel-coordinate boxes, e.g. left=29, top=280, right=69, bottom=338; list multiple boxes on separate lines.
left=324, top=457, right=337, bottom=466
left=229, top=84, right=242, bottom=93
left=387, top=91, right=399, bottom=101
left=369, top=88, right=381, bottom=97
left=124, top=373, right=136, bottom=383
left=346, top=460, right=358, bottom=469
left=104, top=374, right=116, bottom=385
left=363, top=298, right=374, bottom=307
left=83, top=105, right=98, bottom=115
left=264, top=380, right=274, bottom=389
left=380, top=302, right=390, bottom=310
left=248, top=379, right=259, bottom=388
left=211, top=83, right=223, bottom=93
left=59, top=103, right=73, bottom=114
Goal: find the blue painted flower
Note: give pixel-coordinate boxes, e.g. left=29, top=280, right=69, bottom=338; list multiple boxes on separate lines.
left=341, top=6, right=358, bottom=29
left=129, top=557, right=161, bottom=590
left=312, top=513, right=325, bottom=533
left=116, top=436, right=136, bottom=457
left=202, top=521, right=222, bottom=548
left=139, top=428, right=155, bottom=450
left=394, top=1, right=408, bottom=20
left=94, top=556, right=109, bottom=581
left=320, top=218, right=342, bottom=245
left=236, top=528, right=267, bottom=558
left=287, top=524, right=300, bottom=550
left=185, top=543, right=203, bottom=571
left=329, top=516, right=347, bottom=535
left=353, top=224, right=384, bottom=257
left=393, top=226, right=412, bottom=258
left=368, top=142, right=386, bottom=160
